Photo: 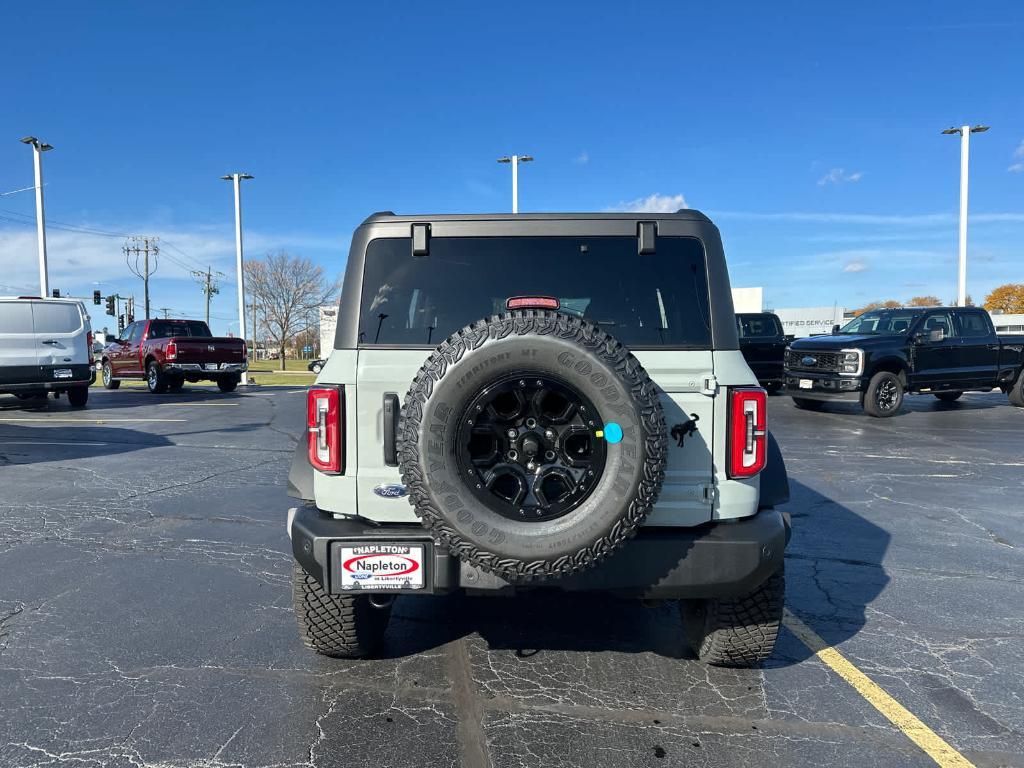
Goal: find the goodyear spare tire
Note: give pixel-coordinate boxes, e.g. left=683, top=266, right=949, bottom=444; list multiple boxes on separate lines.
left=399, top=311, right=667, bottom=581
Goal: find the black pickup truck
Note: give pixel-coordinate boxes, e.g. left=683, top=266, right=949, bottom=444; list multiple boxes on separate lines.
left=736, top=312, right=787, bottom=391
left=784, top=306, right=1024, bottom=417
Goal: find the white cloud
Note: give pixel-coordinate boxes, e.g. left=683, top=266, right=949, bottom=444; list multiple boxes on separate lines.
left=606, top=193, right=687, bottom=213
left=573, top=150, right=589, bottom=165
left=843, top=259, right=868, bottom=273
left=708, top=210, right=1024, bottom=225
left=1006, top=140, right=1023, bottom=172
left=818, top=168, right=864, bottom=186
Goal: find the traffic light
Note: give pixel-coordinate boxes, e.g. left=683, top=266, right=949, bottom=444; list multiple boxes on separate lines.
left=105, top=296, right=115, bottom=316
left=51, top=289, right=60, bottom=298
left=117, top=315, right=125, bottom=333
left=93, top=290, right=101, bottom=305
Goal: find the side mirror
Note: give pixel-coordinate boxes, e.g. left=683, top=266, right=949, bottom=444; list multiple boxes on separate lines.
left=831, top=324, right=841, bottom=334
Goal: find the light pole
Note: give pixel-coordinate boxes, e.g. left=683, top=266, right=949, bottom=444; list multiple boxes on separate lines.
left=941, top=125, right=989, bottom=307
left=221, top=172, right=254, bottom=384
left=20, top=136, right=53, bottom=297
left=497, top=154, right=533, bottom=213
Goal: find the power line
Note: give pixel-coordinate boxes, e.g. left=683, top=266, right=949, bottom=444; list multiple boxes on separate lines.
left=190, top=266, right=224, bottom=325
left=123, top=236, right=159, bottom=319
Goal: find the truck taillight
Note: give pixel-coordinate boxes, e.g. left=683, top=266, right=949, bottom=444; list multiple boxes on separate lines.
left=307, top=387, right=343, bottom=473
left=87, top=332, right=94, bottom=364
left=728, top=387, right=767, bottom=479
left=166, top=340, right=177, bottom=360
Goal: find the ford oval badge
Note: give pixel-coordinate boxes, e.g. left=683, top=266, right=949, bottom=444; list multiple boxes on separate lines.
left=373, top=484, right=408, bottom=499
left=801, top=356, right=817, bottom=366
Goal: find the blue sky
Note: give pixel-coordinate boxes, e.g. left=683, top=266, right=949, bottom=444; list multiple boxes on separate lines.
left=1, top=1, right=1022, bottom=333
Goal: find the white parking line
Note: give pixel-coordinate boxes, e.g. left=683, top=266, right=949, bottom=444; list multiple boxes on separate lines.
left=0, top=418, right=186, bottom=423
left=0, top=441, right=110, bottom=446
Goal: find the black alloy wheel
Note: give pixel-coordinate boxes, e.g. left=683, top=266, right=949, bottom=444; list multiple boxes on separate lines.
left=456, top=375, right=607, bottom=523
left=875, top=378, right=899, bottom=411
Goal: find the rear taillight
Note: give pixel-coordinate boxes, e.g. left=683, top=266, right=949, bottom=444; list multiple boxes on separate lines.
left=87, top=332, right=94, bottom=363
left=728, top=387, right=767, bottom=479
left=307, top=387, right=343, bottom=473
left=166, top=340, right=177, bottom=360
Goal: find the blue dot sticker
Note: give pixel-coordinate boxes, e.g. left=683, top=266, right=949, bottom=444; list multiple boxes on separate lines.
left=602, top=422, right=623, bottom=444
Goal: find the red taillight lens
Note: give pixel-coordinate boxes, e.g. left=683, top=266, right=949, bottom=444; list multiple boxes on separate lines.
left=166, top=340, right=177, bottom=360
left=728, top=387, right=767, bottom=479
left=87, top=332, right=94, bottom=363
left=307, top=387, right=343, bottom=473
left=506, top=296, right=559, bottom=310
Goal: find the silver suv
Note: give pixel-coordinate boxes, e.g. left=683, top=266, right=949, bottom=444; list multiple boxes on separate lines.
left=287, top=211, right=791, bottom=667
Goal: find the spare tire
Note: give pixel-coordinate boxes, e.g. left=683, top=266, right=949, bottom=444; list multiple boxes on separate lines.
left=399, top=311, right=667, bottom=581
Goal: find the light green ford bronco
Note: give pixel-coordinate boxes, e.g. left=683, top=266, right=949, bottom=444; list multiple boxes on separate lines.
left=287, top=211, right=791, bottom=667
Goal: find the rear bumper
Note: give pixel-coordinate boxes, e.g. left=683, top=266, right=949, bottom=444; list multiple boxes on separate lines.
left=784, top=371, right=863, bottom=401
left=165, top=361, right=248, bottom=373
left=0, top=364, right=95, bottom=393
left=288, top=505, right=789, bottom=599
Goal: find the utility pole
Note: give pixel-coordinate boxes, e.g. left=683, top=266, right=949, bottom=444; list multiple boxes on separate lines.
left=497, top=154, right=534, bottom=213
left=123, top=236, right=159, bottom=319
left=941, top=124, right=989, bottom=307
left=191, top=267, right=222, bottom=326
left=221, top=172, right=254, bottom=384
left=158, top=307, right=172, bottom=319
left=20, top=137, right=53, bottom=297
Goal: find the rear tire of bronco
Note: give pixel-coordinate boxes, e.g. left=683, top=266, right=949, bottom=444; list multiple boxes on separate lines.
left=1009, top=374, right=1024, bottom=408
left=399, top=310, right=667, bottom=582
left=791, top=397, right=824, bottom=411
left=681, top=566, right=784, bottom=667
left=101, top=361, right=120, bottom=390
left=933, top=391, right=962, bottom=403
left=217, top=375, right=239, bottom=393
left=146, top=361, right=168, bottom=394
left=291, top=563, right=391, bottom=658
left=863, top=371, right=903, bottom=418
left=67, top=386, right=89, bottom=408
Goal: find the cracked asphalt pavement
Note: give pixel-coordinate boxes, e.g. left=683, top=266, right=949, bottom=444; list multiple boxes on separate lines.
left=1, top=386, right=1021, bottom=767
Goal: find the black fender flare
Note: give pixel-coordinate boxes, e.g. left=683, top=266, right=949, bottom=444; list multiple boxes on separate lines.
left=759, top=431, right=789, bottom=509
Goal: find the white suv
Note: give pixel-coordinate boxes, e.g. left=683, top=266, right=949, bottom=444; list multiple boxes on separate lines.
left=0, top=297, right=95, bottom=407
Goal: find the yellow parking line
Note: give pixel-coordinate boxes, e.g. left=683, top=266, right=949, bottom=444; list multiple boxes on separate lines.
left=784, top=610, right=975, bottom=768
left=0, top=418, right=186, bottom=423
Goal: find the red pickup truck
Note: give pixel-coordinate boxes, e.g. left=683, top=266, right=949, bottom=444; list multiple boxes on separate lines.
left=100, top=319, right=248, bottom=394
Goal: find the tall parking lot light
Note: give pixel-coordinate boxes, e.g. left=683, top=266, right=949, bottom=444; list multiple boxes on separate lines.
left=941, top=125, right=989, bottom=307
left=20, top=136, right=53, bottom=298
left=497, top=154, right=533, bottom=213
left=221, top=172, right=254, bottom=385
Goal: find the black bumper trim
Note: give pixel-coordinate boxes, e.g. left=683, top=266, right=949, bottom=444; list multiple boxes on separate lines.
left=289, top=505, right=789, bottom=599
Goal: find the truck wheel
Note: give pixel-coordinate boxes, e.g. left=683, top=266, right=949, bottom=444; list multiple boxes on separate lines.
left=863, top=371, right=903, bottom=417
left=291, top=563, right=391, bottom=658
left=146, top=361, right=168, bottom=394
left=66, top=386, right=89, bottom=408
left=1009, top=375, right=1024, bottom=407
left=101, top=361, right=120, bottom=390
left=934, top=391, right=962, bottom=403
left=791, top=397, right=824, bottom=411
left=217, top=376, right=239, bottom=393
left=399, top=310, right=667, bottom=582
left=681, top=567, right=784, bottom=667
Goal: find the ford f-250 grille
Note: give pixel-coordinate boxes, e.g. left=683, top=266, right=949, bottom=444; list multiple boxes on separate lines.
left=786, top=349, right=842, bottom=373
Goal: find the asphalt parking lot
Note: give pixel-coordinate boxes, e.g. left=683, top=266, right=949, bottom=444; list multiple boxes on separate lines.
left=1, top=386, right=1022, bottom=768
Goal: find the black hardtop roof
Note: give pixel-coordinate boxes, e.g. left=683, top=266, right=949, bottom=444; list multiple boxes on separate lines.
left=359, top=209, right=712, bottom=226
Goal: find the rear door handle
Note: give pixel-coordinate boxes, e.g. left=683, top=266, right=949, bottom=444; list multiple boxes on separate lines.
left=42, top=339, right=59, bottom=345
left=383, top=393, right=400, bottom=467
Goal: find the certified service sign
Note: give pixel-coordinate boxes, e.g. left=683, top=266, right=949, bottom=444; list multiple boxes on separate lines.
left=338, top=544, right=424, bottom=591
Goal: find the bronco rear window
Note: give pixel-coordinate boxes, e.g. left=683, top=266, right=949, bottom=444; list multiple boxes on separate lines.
left=358, top=236, right=712, bottom=348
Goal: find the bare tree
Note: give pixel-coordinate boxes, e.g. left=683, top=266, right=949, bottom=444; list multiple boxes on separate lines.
left=245, top=252, right=340, bottom=370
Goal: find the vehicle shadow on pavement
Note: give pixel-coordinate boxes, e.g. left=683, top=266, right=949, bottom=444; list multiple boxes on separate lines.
left=0, top=423, right=173, bottom=466
left=376, top=478, right=891, bottom=667
left=771, top=478, right=891, bottom=666
left=794, top=394, right=1005, bottom=418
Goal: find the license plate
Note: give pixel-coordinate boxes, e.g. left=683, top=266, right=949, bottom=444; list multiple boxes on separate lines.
left=799, top=379, right=813, bottom=390
left=338, top=544, right=424, bottom=591
left=204, top=363, right=219, bottom=371
left=54, top=368, right=73, bottom=379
